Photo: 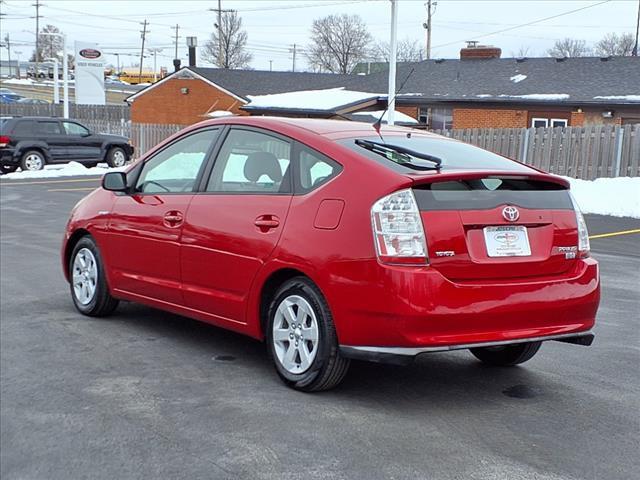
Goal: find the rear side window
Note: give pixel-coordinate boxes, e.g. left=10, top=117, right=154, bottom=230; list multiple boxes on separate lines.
left=206, top=128, right=292, bottom=194
left=413, top=178, right=573, bottom=210
left=343, top=135, right=534, bottom=173
left=62, top=122, right=90, bottom=136
left=12, top=120, right=35, bottom=135
left=35, top=121, right=62, bottom=135
left=297, top=148, right=342, bottom=193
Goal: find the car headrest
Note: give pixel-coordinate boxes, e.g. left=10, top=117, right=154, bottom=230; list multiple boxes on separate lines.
left=243, top=151, right=283, bottom=183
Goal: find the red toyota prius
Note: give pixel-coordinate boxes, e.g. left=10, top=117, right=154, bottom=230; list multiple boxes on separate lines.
left=62, top=117, right=599, bottom=391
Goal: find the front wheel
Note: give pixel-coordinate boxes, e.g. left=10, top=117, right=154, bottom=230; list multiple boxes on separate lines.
left=470, top=341, right=542, bottom=366
left=266, top=277, right=350, bottom=392
left=69, top=236, right=119, bottom=316
left=106, top=146, right=128, bottom=168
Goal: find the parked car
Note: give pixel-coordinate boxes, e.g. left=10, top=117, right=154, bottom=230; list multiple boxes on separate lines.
left=0, top=92, right=23, bottom=103
left=0, top=116, right=133, bottom=173
left=61, top=117, right=599, bottom=391
left=17, top=97, right=50, bottom=104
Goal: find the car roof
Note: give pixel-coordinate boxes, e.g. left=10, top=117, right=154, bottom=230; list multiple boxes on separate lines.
left=196, top=116, right=443, bottom=141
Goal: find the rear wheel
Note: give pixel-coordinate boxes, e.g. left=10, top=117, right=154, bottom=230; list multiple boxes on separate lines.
left=106, top=146, right=128, bottom=168
left=266, top=277, right=350, bottom=392
left=470, top=341, right=542, bottom=366
left=20, top=150, right=45, bottom=171
left=69, top=236, right=119, bottom=317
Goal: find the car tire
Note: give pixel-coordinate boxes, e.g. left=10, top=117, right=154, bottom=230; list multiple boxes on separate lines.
left=69, top=236, right=119, bottom=317
left=266, top=276, right=350, bottom=392
left=106, top=146, right=128, bottom=168
left=470, top=341, right=542, bottom=366
left=20, top=150, right=45, bottom=171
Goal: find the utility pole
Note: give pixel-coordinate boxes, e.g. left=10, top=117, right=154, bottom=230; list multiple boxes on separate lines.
left=148, top=48, right=162, bottom=81
left=173, top=24, right=180, bottom=60
left=290, top=43, right=297, bottom=72
left=633, top=0, right=639, bottom=56
left=208, top=2, right=233, bottom=67
left=139, top=19, right=148, bottom=83
left=33, top=0, right=42, bottom=79
left=114, top=53, right=120, bottom=74
left=269, top=60, right=273, bottom=71
left=387, top=0, right=398, bottom=126
left=423, top=0, right=436, bottom=60
left=15, top=50, right=22, bottom=78
left=3, top=34, right=11, bottom=71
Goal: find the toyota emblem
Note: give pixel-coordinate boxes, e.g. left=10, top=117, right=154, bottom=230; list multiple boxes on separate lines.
left=502, top=206, right=520, bottom=222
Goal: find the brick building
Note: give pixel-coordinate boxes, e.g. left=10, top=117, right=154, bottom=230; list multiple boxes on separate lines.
left=126, top=67, right=352, bottom=125
left=355, top=47, right=640, bottom=129
left=126, top=47, right=640, bottom=129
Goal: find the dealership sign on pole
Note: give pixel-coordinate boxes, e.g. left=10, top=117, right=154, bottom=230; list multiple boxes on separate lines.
left=74, top=41, right=105, bottom=105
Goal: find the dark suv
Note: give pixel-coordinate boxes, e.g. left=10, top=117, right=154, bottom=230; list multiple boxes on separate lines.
left=0, top=117, right=134, bottom=173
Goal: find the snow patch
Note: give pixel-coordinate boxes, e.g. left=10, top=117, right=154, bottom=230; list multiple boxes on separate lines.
left=247, top=88, right=381, bottom=110
left=499, top=93, right=570, bottom=100
left=593, top=95, right=640, bottom=102
left=476, top=94, right=493, bottom=98
left=206, top=110, right=235, bottom=118
left=566, top=176, right=640, bottom=218
left=351, top=110, right=418, bottom=124
left=2, top=78, right=36, bottom=86
left=1, top=162, right=126, bottom=180
left=510, top=74, right=527, bottom=83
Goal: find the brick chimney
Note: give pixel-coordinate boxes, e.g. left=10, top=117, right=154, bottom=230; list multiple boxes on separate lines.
left=460, top=41, right=501, bottom=60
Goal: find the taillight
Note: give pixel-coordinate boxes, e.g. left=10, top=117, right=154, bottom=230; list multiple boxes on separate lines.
left=371, top=189, right=428, bottom=265
left=0, top=135, right=10, bottom=147
left=569, top=192, right=590, bottom=258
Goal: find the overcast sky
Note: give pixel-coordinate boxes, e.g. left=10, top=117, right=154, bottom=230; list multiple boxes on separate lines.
left=1, top=0, right=637, bottom=72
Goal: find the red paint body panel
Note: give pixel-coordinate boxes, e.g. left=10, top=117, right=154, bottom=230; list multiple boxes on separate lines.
left=62, top=117, right=599, bottom=351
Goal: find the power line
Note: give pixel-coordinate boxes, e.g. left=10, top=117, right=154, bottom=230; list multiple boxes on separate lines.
left=432, top=0, right=613, bottom=49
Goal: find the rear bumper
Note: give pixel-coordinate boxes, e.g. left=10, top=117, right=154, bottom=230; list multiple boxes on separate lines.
left=328, top=257, right=600, bottom=349
left=340, top=331, right=594, bottom=365
left=0, top=149, right=18, bottom=166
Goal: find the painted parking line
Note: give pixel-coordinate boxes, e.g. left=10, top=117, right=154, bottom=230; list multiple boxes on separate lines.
left=47, top=187, right=97, bottom=192
left=0, top=178, right=102, bottom=186
left=589, top=229, right=640, bottom=240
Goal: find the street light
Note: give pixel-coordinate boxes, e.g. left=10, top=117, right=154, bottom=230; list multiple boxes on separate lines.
left=14, top=50, right=22, bottom=79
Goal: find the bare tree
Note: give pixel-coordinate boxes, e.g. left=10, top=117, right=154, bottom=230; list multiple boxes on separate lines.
left=202, top=11, right=252, bottom=69
left=306, top=14, right=371, bottom=74
left=29, top=24, right=64, bottom=62
left=510, top=45, right=532, bottom=57
left=547, top=38, right=591, bottom=58
left=595, top=32, right=635, bottom=56
left=371, top=38, right=423, bottom=63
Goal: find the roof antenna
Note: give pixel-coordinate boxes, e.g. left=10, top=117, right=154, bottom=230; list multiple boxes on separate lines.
left=373, top=67, right=415, bottom=142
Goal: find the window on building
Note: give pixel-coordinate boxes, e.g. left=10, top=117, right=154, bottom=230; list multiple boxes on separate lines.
left=419, top=106, right=453, bottom=130
left=550, top=118, right=568, bottom=128
left=531, top=118, right=549, bottom=128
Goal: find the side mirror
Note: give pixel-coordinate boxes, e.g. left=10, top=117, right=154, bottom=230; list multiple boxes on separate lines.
left=102, top=171, right=127, bottom=192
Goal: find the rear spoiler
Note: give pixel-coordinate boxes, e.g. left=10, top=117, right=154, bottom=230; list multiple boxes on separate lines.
left=406, top=170, right=570, bottom=189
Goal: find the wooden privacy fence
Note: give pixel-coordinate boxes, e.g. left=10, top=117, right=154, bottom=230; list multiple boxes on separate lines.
left=1, top=103, right=130, bottom=122
left=130, top=123, right=183, bottom=156
left=432, top=125, right=640, bottom=179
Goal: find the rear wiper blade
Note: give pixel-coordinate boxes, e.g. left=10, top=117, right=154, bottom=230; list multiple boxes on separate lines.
left=354, top=139, right=442, bottom=170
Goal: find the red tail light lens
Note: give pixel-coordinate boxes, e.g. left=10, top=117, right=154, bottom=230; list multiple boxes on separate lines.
left=0, top=135, right=11, bottom=147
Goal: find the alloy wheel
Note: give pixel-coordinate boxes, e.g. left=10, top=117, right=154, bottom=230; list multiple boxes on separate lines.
left=72, top=248, right=98, bottom=305
left=24, top=153, right=43, bottom=170
left=272, top=295, right=320, bottom=374
left=112, top=150, right=126, bottom=167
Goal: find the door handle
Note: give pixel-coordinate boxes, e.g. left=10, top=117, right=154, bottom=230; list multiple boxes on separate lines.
left=163, top=210, right=184, bottom=228
left=255, top=215, right=280, bottom=230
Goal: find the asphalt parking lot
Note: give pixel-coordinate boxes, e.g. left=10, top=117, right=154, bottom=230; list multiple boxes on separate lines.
left=1, top=176, right=639, bottom=480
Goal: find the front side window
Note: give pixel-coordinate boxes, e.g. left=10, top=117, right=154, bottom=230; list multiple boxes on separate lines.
left=298, top=148, right=341, bottom=193
left=135, top=129, right=219, bottom=193
left=62, top=122, right=90, bottom=136
left=206, top=129, right=291, bottom=194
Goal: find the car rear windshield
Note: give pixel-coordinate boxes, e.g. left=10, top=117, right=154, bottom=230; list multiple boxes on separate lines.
left=341, top=135, right=534, bottom=173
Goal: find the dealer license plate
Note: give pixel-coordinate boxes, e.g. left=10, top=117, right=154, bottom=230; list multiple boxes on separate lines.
left=483, top=226, right=531, bottom=257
